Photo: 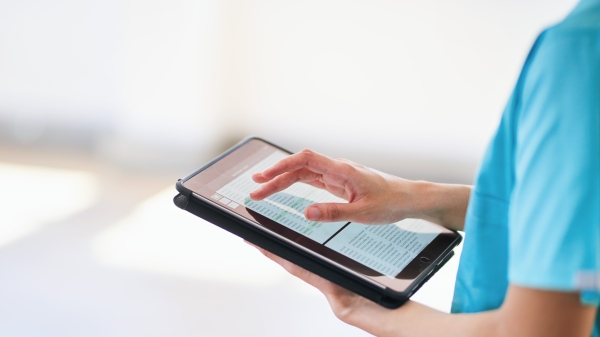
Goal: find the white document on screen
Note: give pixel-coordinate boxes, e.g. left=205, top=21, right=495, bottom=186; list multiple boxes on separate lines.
left=324, top=219, right=441, bottom=277
left=216, top=151, right=348, bottom=244
left=216, top=151, right=442, bottom=277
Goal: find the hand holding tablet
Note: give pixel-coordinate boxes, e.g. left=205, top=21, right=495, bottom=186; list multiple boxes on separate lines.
left=174, top=137, right=461, bottom=308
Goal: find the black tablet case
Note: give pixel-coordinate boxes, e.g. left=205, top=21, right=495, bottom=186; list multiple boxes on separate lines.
left=173, top=138, right=458, bottom=309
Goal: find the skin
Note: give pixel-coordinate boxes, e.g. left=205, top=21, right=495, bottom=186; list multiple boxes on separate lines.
left=249, top=149, right=597, bottom=337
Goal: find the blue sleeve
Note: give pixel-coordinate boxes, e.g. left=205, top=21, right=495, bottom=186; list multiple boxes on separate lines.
left=508, top=29, right=600, bottom=299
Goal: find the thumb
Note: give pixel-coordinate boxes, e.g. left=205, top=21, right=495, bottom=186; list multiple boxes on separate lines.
left=304, top=202, right=363, bottom=223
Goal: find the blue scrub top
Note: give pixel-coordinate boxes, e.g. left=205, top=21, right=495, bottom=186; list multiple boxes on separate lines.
left=451, top=0, right=600, bottom=335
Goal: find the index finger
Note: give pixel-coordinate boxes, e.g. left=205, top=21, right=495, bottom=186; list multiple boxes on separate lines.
left=253, top=149, right=341, bottom=183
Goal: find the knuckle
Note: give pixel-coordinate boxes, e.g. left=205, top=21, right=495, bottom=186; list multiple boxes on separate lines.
left=299, top=150, right=314, bottom=164
left=326, top=204, right=341, bottom=220
left=333, top=306, right=354, bottom=322
left=354, top=207, right=373, bottom=224
left=329, top=297, right=357, bottom=322
left=342, top=162, right=358, bottom=175
left=337, top=158, right=362, bottom=168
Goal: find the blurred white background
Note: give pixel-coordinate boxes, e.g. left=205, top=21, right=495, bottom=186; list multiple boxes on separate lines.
left=0, top=0, right=578, bottom=336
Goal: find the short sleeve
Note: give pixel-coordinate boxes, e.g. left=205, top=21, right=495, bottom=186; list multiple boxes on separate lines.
left=508, top=29, right=600, bottom=298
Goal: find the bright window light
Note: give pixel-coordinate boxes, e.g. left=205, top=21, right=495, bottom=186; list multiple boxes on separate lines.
left=92, top=186, right=462, bottom=311
left=0, top=162, right=98, bottom=248
left=91, top=187, right=288, bottom=287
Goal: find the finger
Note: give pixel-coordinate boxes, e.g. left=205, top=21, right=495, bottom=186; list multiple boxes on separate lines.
left=305, top=181, right=348, bottom=200
left=251, top=172, right=269, bottom=183
left=305, top=201, right=366, bottom=223
left=306, top=180, right=326, bottom=190
left=258, top=149, right=344, bottom=183
left=250, top=168, right=322, bottom=200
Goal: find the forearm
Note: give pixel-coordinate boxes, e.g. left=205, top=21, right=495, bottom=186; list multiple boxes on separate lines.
left=373, top=301, right=498, bottom=337
left=406, top=181, right=471, bottom=231
left=341, top=287, right=595, bottom=337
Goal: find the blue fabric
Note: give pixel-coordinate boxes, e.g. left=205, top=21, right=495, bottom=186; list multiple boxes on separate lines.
left=451, top=1, right=600, bottom=335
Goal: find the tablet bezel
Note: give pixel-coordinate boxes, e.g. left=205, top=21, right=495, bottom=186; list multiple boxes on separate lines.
left=181, top=137, right=461, bottom=293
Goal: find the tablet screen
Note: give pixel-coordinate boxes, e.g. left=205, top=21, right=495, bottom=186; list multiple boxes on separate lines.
left=183, top=139, right=458, bottom=291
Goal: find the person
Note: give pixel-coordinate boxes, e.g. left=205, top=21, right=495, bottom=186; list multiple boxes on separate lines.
left=247, top=1, right=600, bottom=336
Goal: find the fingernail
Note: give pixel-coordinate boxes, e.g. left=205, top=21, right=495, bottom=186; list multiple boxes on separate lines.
left=306, top=207, right=320, bottom=221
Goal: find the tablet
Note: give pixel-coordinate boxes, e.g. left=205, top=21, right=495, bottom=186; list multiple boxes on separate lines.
left=174, top=137, right=461, bottom=308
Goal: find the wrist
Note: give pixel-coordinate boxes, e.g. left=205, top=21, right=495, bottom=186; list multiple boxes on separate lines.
left=396, top=180, right=470, bottom=230
left=390, top=179, right=436, bottom=220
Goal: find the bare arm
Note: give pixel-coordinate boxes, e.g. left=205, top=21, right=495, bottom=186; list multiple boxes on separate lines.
left=250, top=149, right=470, bottom=230
left=409, top=182, right=470, bottom=231
left=251, top=244, right=596, bottom=337
left=249, top=148, right=596, bottom=335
